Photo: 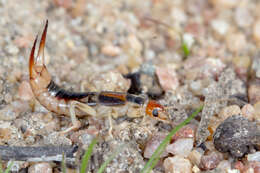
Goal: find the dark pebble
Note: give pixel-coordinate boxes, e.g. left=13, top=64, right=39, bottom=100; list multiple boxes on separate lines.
left=213, top=115, right=260, bottom=158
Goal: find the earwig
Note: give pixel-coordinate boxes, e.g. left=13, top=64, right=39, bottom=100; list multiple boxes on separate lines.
left=29, top=20, right=169, bottom=134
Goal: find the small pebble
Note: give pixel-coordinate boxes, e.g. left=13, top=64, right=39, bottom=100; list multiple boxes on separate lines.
left=188, top=148, right=204, bottom=166
left=199, top=58, right=226, bottom=78
left=163, top=155, right=192, bottom=173
left=189, top=80, right=202, bottom=95
left=192, top=165, right=200, bottom=173
left=144, top=133, right=168, bottom=158
left=182, top=33, right=194, bottom=49
left=218, top=105, right=241, bottom=121
left=43, top=132, right=72, bottom=146
left=28, top=162, right=52, bottom=173
left=9, top=161, right=28, bottom=172
left=211, top=19, right=229, bottom=36
left=18, top=81, right=34, bottom=101
left=166, top=138, right=194, bottom=157
left=0, top=101, right=29, bottom=121
left=171, top=124, right=196, bottom=142
left=127, top=34, right=143, bottom=55
left=241, top=104, right=255, bottom=121
left=226, top=32, right=247, bottom=53
left=248, top=79, right=260, bottom=104
left=232, top=56, right=251, bottom=79
left=233, top=161, right=245, bottom=172
left=235, top=7, right=253, bottom=28
left=14, top=35, right=33, bottom=48
left=213, top=115, right=259, bottom=158
left=89, top=71, right=130, bottom=92
left=101, top=44, right=121, bottom=57
left=5, top=45, right=19, bottom=55
left=156, top=66, right=179, bottom=91
left=216, top=160, right=231, bottom=171
left=199, top=151, right=222, bottom=170
left=247, top=152, right=260, bottom=162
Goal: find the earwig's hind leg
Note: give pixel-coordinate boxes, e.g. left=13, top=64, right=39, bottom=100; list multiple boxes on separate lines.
left=60, top=101, right=96, bottom=134
left=108, top=115, right=114, bottom=138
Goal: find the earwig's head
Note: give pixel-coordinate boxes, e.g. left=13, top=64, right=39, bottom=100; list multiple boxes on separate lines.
left=145, top=100, right=169, bottom=122
left=29, top=20, right=51, bottom=89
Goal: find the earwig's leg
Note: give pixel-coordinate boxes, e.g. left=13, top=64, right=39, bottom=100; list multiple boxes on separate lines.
left=72, top=101, right=96, bottom=116
left=108, top=115, right=114, bottom=138
left=60, top=101, right=96, bottom=134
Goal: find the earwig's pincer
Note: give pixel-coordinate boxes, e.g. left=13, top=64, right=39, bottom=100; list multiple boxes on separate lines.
left=29, top=21, right=169, bottom=134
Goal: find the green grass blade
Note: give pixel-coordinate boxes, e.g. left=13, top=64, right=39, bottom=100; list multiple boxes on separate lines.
left=0, top=159, right=3, bottom=173
left=80, top=137, right=98, bottom=173
left=4, top=161, right=13, bottom=173
left=182, top=41, right=190, bottom=58
left=140, top=105, right=203, bottom=173
left=97, top=144, right=125, bottom=173
left=61, top=152, right=66, bottom=173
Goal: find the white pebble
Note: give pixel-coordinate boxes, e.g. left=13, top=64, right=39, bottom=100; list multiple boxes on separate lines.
left=166, top=138, right=194, bottom=157
left=211, top=19, right=229, bottom=35
left=183, top=33, right=194, bottom=48
left=28, top=162, right=52, bottom=173
left=247, top=151, right=260, bottom=162
left=163, top=155, right=192, bottom=173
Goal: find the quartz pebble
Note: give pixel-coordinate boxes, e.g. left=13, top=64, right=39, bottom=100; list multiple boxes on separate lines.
left=0, top=101, right=29, bottom=121
left=188, top=148, right=204, bottom=166
left=241, top=104, right=255, bottom=121
left=235, top=7, right=253, bottom=28
left=171, top=124, right=196, bottom=142
left=218, top=105, right=241, bottom=121
left=211, top=19, right=229, bottom=36
left=28, top=162, right=52, bottom=173
left=18, top=81, right=34, bottom=101
left=101, top=44, right=121, bottom=57
left=199, top=151, right=221, bottom=170
left=89, top=71, right=130, bottom=92
left=226, top=32, right=247, bottom=53
left=144, top=133, right=168, bottom=158
left=163, top=155, right=192, bottom=173
left=156, top=66, right=179, bottom=91
left=166, top=138, right=194, bottom=157
left=43, top=132, right=72, bottom=146
left=247, top=152, right=260, bottom=162
left=232, top=56, right=251, bottom=79
left=216, top=160, right=231, bottom=171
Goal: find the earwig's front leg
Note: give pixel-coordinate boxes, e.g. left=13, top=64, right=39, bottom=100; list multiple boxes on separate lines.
left=60, top=101, right=96, bottom=134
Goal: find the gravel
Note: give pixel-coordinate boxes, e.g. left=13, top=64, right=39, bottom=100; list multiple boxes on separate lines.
left=0, top=0, right=259, bottom=172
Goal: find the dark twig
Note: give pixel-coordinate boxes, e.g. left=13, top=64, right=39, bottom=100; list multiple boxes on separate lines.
left=0, top=145, right=78, bottom=163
